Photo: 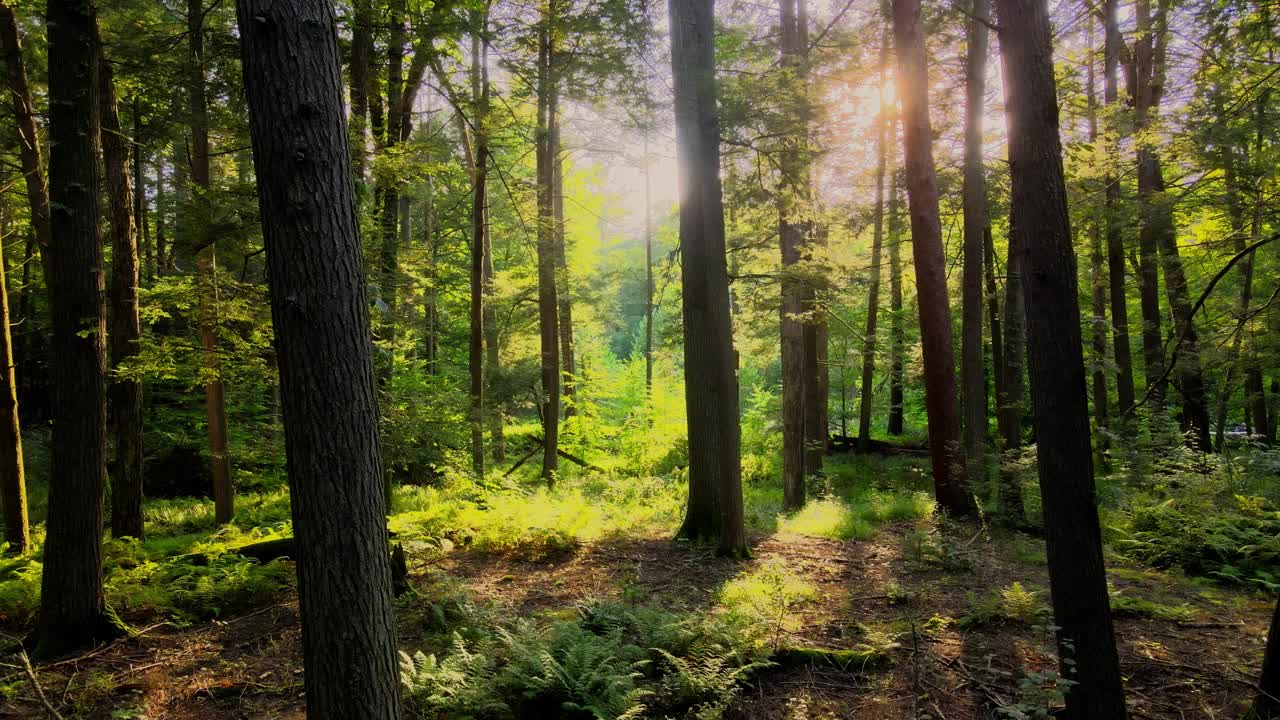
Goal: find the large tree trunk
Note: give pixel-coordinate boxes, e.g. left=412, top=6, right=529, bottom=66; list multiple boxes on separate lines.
left=995, top=0, right=1128, bottom=714
left=961, top=0, right=990, bottom=487
left=469, top=26, right=488, bottom=478
left=1253, top=598, right=1280, bottom=719
left=35, top=0, right=117, bottom=657
left=857, top=21, right=891, bottom=453
left=236, top=1, right=403, bottom=714
left=100, top=58, right=144, bottom=540
left=0, top=207, right=27, bottom=554
left=188, top=0, right=233, bottom=524
left=892, top=0, right=971, bottom=515
left=887, top=148, right=905, bottom=436
left=1102, top=0, right=1136, bottom=417
left=535, top=12, right=561, bottom=484
left=669, top=0, right=746, bottom=557
left=779, top=0, right=809, bottom=509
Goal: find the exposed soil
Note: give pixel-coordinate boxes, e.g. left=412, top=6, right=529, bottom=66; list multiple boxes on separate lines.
left=1, top=519, right=1269, bottom=719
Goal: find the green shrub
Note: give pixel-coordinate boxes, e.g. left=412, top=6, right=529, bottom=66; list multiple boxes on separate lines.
left=1114, top=502, right=1280, bottom=590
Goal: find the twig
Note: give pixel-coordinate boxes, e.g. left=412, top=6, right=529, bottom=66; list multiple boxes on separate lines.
left=19, top=649, right=63, bottom=720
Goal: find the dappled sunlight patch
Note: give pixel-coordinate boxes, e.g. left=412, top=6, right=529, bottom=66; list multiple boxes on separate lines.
left=778, top=497, right=874, bottom=540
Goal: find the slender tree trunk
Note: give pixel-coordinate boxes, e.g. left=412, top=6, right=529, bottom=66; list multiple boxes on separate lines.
left=155, top=155, right=167, bottom=272
left=0, top=209, right=27, bottom=553
left=644, top=134, right=654, bottom=393
left=349, top=0, right=372, bottom=183
left=1132, top=0, right=1165, bottom=409
left=236, top=1, right=403, bottom=714
left=1086, top=19, right=1109, bottom=429
left=551, top=102, right=576, bottom=421
left=132, top=100, right=151, bottom=283
left=468, top=26, right=488, bottom=479
left=887, top=146, right=905, bottom=436
left=1135, top=0, right=1208, bottom=448
left=189, top=0, right=233, bottom=523
left=984, top=227, right=1004, bottom=427
left=35, top=0, right=117, bottom=657
left=857, top=21, right=891, bottom=452
left=100, top=57, right=144, bottom=540
left=669, top=0, right=746, bottom=557
left=1102, top=0, right=1136, bottom=417
left=1243, top=161, right=1270, bottom=441
left=0, top=2, right=50, bottom=278
left=535, top=10, right=561, bottom=484
left=996, top=0, right=1128, bottom=713
left=378, top=0, right=406, bottom=378
left=893, top=0, right=970, bottom=515
left=998, top=47, right=1025, bottom=453
left=961, top=0, right=990, bottom=488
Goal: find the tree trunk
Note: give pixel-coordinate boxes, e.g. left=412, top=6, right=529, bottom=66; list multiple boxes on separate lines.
left=995, top=0, right=1128, bottom=714
left=669, top=0, right=747, bottom=557
left=1135, top=0, right=1208, bottom=448
left=469, top=26, right=488, bottom=478
left=0, top=208, right=27, bottom=553
left=155, top=155, right=167, bottom=272
left=1102, top=0, right=1136, bottom=417
left=551, top=101, right=576, bottom=421
left=235, top=1, right=403, bottom=714
left=857, top=21, right=891, bottom=453
left=535, top=12, right=561, bottom=485
left=983, top=227, right=1004, bottom=430
left=961, top=0, right=990, bottom=486
left=189, top=0, right=233, bottom=523
left=378, top=0, right=406, bottom=379
left=887, top=146, right=905, bottom=436
left=1085, top=19, right=1109, bottom=428
left=132, top=100, right=151, bottom=282
left=644, top=134, right=654, bottom=393
left=35, top=0, right=117, bottom=657
left=0, top=2, right=50, bottom=278
left=100, top=57, right=144, bottom=540
left=998, top=47, right=1025, bottom=453
left=482, top=194, right=505, bottom=462
left=1253, top=597, right=1280, bottom=719
left=349, top=0, right=372, bottom=183
left=892, top=0, right=970, bottom=515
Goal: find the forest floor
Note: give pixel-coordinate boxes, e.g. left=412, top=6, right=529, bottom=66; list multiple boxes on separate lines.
left=0, top=505, right=1270, bottom=720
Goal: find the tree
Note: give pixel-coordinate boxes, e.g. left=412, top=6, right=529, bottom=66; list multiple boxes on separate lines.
left=857, top=19, right=891, bottom=453
left=1085, top=18, right=1109, bottom=428
left=188, top=0, right=233, bottom=523
left=1252, top=598, right=1280, bottom=719
left=535, top=4, right=562, bottom=484
left=469, top=21, right=490, bottom=479
left=960, top=0, right=990, bottom=485
left=100, top=56, right=144, bottom=539
left=0, top=209, right=26, bottom=554
left=887, top=145, right=905, bottom=437
left=669, top=0, right=747, bottom=557
left=892, top=0, right=971, bottom=515
left=1102, top=0, right=1136, bottom=417
left=35, top=0, right=117, bottom=658
left=996, top=0, right=1128, bottom=713
left=235, top=0, right=402, bottom=715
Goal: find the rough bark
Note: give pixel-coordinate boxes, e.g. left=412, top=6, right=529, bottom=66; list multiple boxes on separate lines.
left=235, top=1, right=403, bottom=715
left=779, top=0, right=808, bottom=509
left=0, top=211, right=27, bottom=553
left=535, top=11, right=561, bottom=484
left=35, top=0, right=117, bottom=657
left=961, top=0, right=989, bottom=487
left=469, top=27, right=488, bottom=478
left=1102, top=0, right=1136, bottom=417
left=995, top=0, right=1128, bottom=713
left=892, top=0, right=970, bottom=515
left=100, top=57, right=144, bottom=540
left=857, top=22, right=891, bottom=453
left=0, top=2, right=50, bottom=278
left=1254, top=598, right=1280, bottom=719
left=188, top=0, right=233, bottom=523
left=668, top=0, right=747, bottom=557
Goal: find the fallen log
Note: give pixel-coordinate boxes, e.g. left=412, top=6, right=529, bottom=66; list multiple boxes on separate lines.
left=826, top=434, right=929, bottom=456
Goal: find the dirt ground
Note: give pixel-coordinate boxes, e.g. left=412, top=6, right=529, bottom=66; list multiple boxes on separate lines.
left=1, top=520, right=1270, bottom=719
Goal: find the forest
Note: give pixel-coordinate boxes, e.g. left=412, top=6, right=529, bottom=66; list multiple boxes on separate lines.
left=0, top=0, right=1276, bottom=716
